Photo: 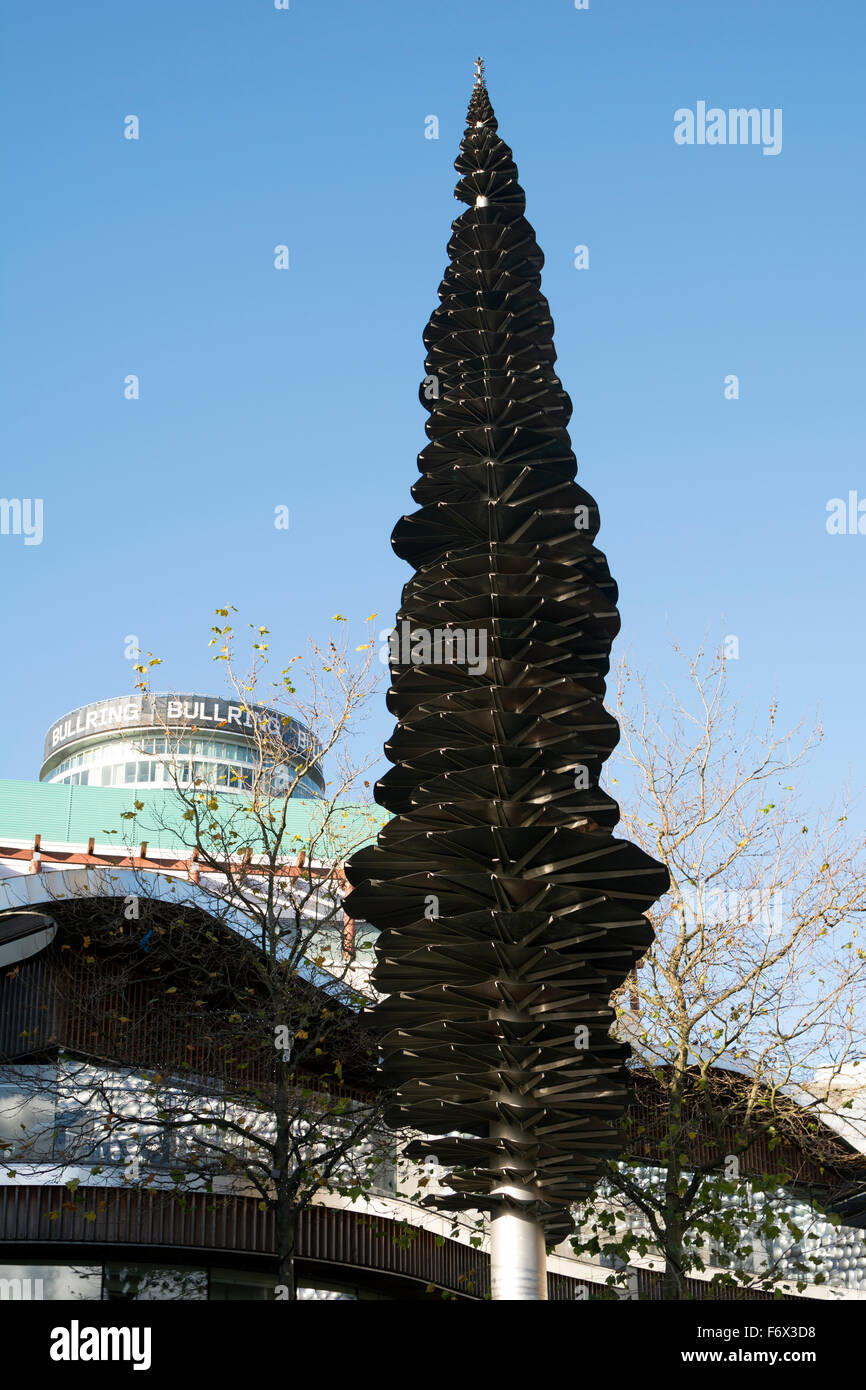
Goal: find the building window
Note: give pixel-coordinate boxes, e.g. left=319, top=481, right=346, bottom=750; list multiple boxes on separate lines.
left=103, top=1264, right=207, bottom=1302
left=0, top=1263, right=101, bottom=1300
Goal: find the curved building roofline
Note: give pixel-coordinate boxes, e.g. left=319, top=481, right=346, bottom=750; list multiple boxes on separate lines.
left=0, top=864, right=348, bottom=998
left=41, top=692, right=323, bottom=774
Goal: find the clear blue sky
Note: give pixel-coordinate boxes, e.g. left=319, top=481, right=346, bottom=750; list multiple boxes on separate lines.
left=1, top=0, right=863, bottom=814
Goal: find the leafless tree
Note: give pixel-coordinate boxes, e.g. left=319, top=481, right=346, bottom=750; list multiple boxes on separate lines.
left=571, top=635, right=866, bottom=1298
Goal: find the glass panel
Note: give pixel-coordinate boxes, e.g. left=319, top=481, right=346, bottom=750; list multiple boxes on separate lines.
left=0, top=1080, right=57, bottom=1160
left=297, top=1283, right=359, bottom=1301
left=102, top=1264, right=207, bottom=1301
left=209, top=1268, right=274, bottom=1301
left=0, top=1262, right=101, bottom=1301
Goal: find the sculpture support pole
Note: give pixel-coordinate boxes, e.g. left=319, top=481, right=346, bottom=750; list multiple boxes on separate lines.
left=489, top=1120, right=548, bottom=1300
left=490, top=1206, right=547, bottom=1300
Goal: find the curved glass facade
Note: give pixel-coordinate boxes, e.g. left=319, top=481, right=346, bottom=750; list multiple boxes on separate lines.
left=39, top=695, right=324, bottom=798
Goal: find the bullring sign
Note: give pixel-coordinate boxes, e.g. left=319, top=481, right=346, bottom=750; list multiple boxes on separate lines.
left=44, top=694, right=315, bottom=761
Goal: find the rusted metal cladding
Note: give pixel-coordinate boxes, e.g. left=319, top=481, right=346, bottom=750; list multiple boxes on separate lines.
left=344, top=77, right=669, bottom=1242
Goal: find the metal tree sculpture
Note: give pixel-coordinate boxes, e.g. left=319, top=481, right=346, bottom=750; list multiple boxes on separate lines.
left=344, top=63, right=669, bottom=1299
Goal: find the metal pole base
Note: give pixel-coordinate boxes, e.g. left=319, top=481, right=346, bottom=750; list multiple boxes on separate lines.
left=490, top=1206, right=548, bottom=1300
